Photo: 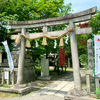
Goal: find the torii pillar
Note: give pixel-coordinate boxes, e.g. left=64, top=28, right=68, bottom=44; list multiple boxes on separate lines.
left=17, top=28, right=26, bottom=85
left=69, top=21, right=82, bottom=91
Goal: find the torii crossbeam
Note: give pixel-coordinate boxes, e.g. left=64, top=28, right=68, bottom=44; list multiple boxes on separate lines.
left=8, top=6, right=96, bottom=92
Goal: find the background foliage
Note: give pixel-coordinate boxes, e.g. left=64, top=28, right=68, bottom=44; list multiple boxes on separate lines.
left=89, top=10, right=100, bottom=34
left=0, top=0, right=100, bottom=67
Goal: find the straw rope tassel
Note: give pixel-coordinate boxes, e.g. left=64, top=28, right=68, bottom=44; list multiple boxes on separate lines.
left=26, top=39, right=31, bottom=48
left=42, top=37, right=47, bottom=45
left=15, top=35, right=21, bottom=45
left=59, top=38, right=64, bottom=47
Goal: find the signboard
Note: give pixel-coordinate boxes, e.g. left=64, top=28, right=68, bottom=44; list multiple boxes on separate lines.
left=4, top=71, right=9, bottom=79
left=94, top=35, right=100, bottom=77
left=59, top=48, right=65, bottom=66
left=2, top=40, right=14, bottom=73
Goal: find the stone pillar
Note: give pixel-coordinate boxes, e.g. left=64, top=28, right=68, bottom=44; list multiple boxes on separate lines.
left=69, top=21, right=82, bottom=91
left=2, top=71, right=4, bottom=85
left=38, top=59, right=51, bottom=80
left=43, top=26, right=48, bottom=34
left=0, top=50, right=3, bottom=63
left=41, top=59, right=49, bottom=77
left=43, top=26, right=48, bottom=58
left=7, top=71, right=10, bottom=85
left=17, top=28, right=26, bottom=85
left=12, top=72, right=15, bottom=85
left=86, top=74, right=90, bottom=94
left=95, top=76, right=99, bottom=89
left=87, top=39, right=93, bottom=70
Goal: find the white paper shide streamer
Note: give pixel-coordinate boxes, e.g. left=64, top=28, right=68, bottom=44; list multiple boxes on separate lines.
left=54, top=40, right=57, bottom=48
left=65, top=34, right=69, bottom=44
left=35, top=39, right=38, bottom=47
left=2, top=40, right=14, bottom=73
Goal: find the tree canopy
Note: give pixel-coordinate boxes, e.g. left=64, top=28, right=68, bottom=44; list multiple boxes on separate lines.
left=0, top=0, right=72, bottom=21
left=0, top=0, right=96, bottom=67
left=89, top=10, right=100, bottom=34
left=0, top=0, right=73, bottom=62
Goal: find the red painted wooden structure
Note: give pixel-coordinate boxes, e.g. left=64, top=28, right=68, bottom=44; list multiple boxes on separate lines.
left=59, top=48, right=65, bottom=66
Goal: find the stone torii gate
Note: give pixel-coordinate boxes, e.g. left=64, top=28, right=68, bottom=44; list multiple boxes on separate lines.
left=8, top=6, right=96, bottom=92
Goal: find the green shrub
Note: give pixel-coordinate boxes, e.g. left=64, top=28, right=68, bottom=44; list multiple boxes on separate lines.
left=0, top=84, right=10, bottom=88
left=79, top=54, right=88, bottom=65
left=84, top=65, right=89, bottom=70
left=95, top=88, right=100, bottom=99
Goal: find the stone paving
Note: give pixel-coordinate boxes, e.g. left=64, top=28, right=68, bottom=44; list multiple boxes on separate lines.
left=33, top=75, right=74, bottom=97
left=0, top=74, right=74, bottom=100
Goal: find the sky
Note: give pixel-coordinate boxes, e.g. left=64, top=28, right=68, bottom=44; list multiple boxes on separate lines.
left=64, top=0, right=100, bottom=14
